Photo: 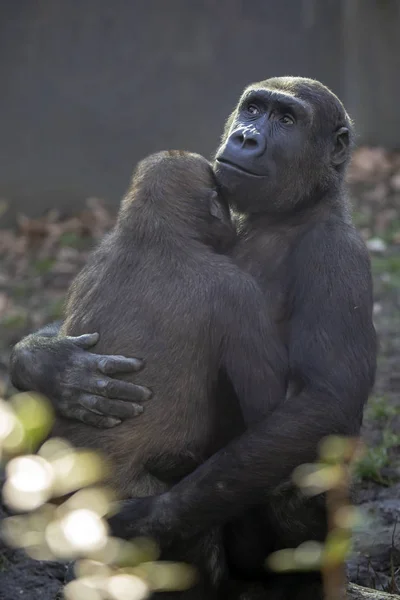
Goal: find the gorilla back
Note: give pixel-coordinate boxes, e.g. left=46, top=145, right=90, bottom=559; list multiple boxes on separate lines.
left=56, top=150, right=286, bottom=500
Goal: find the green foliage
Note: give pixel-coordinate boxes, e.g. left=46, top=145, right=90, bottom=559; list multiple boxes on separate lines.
left=371, top=255, right=400, bottom=289
left=382, top=218, right=400, bottom=244
left=358, top=395, right=400, bottom=484
left=33, top=258, right=55, bottom=275
left=59, top=232, right=86, bottom=249
left=354, top=445, right=390, bottom=484
left=371, top=255, right=400, bottom=274
left=382, top=429, right=400, bottom=448
left=366, top=395, right=400, bottom=421
left=11, top=283, right=31, bottom=299
left=354, top=428, right=400, bottom=485
left=0, top=310, right=28, bottom=329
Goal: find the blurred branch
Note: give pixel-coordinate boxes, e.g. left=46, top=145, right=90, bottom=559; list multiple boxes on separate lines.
left=348, top=582, right=400, bottom=600
left=0, top=393, right=197, bottom=599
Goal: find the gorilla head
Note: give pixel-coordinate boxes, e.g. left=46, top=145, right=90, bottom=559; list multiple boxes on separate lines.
left=214, top=76, right=354, bottom=215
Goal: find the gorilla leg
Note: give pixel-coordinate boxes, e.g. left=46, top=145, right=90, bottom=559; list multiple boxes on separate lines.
left=152, top=529, right=226, bottom=600
left=65, top=531, right=225, bottom=600
left=265, top=484, right=327, bottom=549
left=262, top=487, right=327, bottom=600
left=225, top=487, right=328, bottom=600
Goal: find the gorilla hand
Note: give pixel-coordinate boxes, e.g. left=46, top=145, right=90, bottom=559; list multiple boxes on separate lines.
left=108, top=494, right=177, bottom=547
left=10, top=328, right=151, bottom=428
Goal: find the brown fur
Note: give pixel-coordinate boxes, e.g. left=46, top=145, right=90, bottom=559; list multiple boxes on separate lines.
left=54, top=150, right=285, bottom=503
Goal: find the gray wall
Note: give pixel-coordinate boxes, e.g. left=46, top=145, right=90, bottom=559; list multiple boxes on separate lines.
left=342, top=0, right=400, bottom=148
left=0, top=0, right=398, bottom=223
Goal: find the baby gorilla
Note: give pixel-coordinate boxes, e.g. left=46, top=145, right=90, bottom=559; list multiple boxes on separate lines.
left=54, top=150, right=287, bottom=597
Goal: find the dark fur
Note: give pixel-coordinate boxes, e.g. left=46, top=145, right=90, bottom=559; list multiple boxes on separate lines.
left=108, top=78, right=377, bottom=599
left=54, top=150, right=287, bottom=598
left=10, top=78, right=377, bottom=600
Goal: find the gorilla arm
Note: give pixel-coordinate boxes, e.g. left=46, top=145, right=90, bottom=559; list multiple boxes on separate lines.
left=10, top=322, right=150, bottom=427
left=108, top=222, right=377, bottom=543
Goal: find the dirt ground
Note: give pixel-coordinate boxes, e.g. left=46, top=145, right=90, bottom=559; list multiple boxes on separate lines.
left=0, top=148, right=399, bottom=599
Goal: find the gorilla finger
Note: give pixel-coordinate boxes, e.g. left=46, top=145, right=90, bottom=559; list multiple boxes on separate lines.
left=69, top=332, right=100, bottom=349
left=80, top=394, right=144, bottom=419
left=70, top=407, right=121, bottom=428
left=97, top=355, right=144, bottom=375
left=95, top=377, right=152, bottom=402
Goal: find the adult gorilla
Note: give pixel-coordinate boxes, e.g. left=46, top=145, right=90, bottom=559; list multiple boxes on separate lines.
left=10, top=77, right=376, bottom=598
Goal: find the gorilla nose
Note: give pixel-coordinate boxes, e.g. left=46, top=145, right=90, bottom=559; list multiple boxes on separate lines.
left=227, top=128, right=265, bottom=157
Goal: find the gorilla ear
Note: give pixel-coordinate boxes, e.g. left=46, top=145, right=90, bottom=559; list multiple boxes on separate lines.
left=209, top=190, right=226, bottom=222
left=332, top=127, right=350, bottom=166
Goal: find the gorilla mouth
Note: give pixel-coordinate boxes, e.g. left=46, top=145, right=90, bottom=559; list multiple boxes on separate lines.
left=216, top=158, right=264, bottom=178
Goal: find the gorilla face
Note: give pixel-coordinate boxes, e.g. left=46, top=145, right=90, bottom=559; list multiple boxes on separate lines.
left=214, top=77, right=353, bottom=215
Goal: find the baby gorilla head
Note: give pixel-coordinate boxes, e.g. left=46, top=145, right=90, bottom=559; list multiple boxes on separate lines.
left=119, top=150, right=236, bottom=253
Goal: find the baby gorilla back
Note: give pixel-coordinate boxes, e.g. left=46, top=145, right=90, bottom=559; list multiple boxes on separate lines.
left=56, top=150, right=237, bottom=499
left=56, top=233, right=224, bottom=498
left=54, top=151, right=242, bottom=598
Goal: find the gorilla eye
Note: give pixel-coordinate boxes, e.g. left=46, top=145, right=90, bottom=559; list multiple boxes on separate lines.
left=247, top=104, right=260, bottom=115
left=280, top=114, right=295, bottom=125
